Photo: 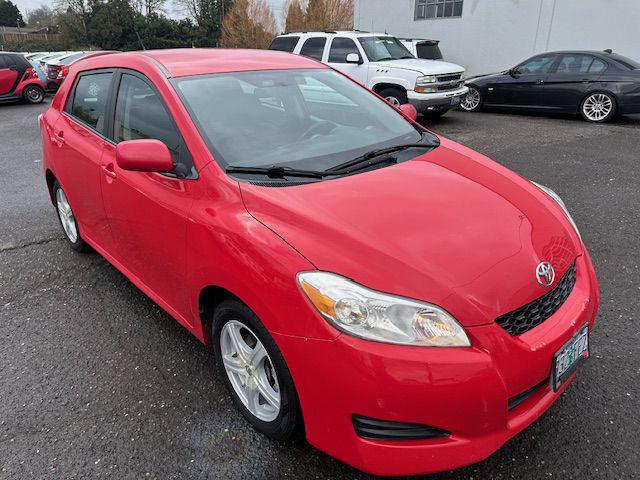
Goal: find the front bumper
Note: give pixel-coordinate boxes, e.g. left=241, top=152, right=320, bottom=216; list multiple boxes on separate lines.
left=407, top=86, right=469, bottom=113
left=276, top=252, right=599, bottom=476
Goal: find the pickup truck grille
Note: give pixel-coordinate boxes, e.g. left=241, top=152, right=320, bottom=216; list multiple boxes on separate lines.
left=437, top=82, right=464, bottom=91
left=437, top=73, right=462, bottom=82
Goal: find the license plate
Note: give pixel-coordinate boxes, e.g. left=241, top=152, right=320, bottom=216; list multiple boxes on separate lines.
left=551, top=324, right=589, bottom=392
left=450, top=96, right=461, bottom=106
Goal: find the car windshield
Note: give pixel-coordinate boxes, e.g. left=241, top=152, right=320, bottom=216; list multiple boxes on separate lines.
left=358, top=36, right=415, bottom=62
left=173, top=69, right=427, bottom=171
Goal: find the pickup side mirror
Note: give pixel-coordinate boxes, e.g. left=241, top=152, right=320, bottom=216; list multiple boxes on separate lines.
left=346, top=53, right=363, bottom=65
left=399, top=103, right=418, bottom=122
left=116, top=139, right=174, bottom=173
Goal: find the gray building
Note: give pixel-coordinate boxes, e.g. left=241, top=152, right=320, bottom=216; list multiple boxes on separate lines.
left=354, top=0, right=640, bottom=75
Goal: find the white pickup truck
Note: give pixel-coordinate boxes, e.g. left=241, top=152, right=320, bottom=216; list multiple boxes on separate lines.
left=269, top=31, right=468, bottom=117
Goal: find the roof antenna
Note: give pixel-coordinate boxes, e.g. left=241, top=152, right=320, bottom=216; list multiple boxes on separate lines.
left=135, top=29, right=146, bottom=50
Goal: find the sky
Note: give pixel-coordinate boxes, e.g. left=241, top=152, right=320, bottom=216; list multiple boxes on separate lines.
left=14, top=0, right=288, bottom=25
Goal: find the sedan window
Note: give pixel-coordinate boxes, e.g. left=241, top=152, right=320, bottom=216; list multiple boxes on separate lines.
left=515, top=55, right=556, bottom=75
left=556, top=55, right=595, bottom=74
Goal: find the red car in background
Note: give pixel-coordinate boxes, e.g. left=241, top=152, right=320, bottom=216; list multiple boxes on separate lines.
left=0, top=52, right=45, bottom=104
left=39, top=49, right=599, bottom=476
left=45, top=51, right=117, bottom=92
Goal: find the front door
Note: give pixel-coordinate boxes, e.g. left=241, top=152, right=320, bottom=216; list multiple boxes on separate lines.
left=0, top=54, right=19, bottom=95
left=492, top=54, right=557, bottom=108
left=327, top=37, right=367, bottom=85
left=100, top=71, right=200, bottom=322
left=52, top=70, right=115, bottom=247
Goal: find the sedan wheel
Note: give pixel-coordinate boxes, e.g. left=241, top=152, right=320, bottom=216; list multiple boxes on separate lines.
left=581, top=93, right=616, bottom=123
left=220, top=320, right=281, bottom=422
left=460, top=87, right=482, bottom=111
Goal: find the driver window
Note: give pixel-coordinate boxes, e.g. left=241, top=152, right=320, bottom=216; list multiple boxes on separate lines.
left=516, top=55, right=556, bottom=75
left=328, top=38, right=360, bottom=63
left=113, top=73, right=195, bottom=178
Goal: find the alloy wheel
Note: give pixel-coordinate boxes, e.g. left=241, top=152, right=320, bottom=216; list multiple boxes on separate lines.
left=461, top=87, right=481, bottom=111
left=56, top=188, right=78, bottom=243
left=385, top=95, right=402, bottom=107
left=582, top=93, right=613, bottom=122
left=220, top=320, right=281, bottom=422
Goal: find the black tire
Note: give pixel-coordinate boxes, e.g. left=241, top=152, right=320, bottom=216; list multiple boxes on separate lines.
left=52, top=180, right=89, bottom=252
left=378, top=87, right=408, bottom=108
left=459, top=86, right=483, bottom=112
left=22, top=85, right=45, bottom=104
left=213, top=299, right=301, bottom=441
left=580, top=92, right=617, bottom=123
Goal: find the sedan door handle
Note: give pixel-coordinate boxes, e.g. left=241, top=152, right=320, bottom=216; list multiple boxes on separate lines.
left=102, top=163, right=117, bottom=179
left=535, top=79, right=544, bottom=84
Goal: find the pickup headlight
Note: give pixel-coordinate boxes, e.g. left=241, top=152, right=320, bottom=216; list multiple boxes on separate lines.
left=297, top=271, right=470, bottom=347
left=532, top=182, right=582, bottom=240
left=415, top=75, right=437, bottom=92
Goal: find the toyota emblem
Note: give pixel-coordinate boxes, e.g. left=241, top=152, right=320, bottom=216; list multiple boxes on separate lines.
left=536, top=261, right=555, bottom=287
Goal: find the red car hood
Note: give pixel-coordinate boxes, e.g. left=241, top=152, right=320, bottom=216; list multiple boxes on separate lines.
left=239, top=138, right=581, bottom=327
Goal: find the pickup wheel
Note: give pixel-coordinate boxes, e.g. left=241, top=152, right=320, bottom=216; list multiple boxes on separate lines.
left=378, top=87, right=408, bottom=107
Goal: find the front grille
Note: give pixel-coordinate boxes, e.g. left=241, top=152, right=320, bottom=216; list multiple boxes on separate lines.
left=437, top=82, right=463, bottom=91
left=496, top=262, right=577, bottom=336
left=437, top=73, right=462, bottom=82
left=352, top=415, right=450, bottom=441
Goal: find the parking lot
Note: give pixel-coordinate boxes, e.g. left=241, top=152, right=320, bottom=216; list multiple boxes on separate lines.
left=1, top=100, right=639, bottom=479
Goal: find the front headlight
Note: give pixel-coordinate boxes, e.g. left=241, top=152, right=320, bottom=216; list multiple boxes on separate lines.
left=532, top=182, right=582, bottom=240
left=297, top=271, right=470, bottom=347
left=416, top=75, right=437, bottom=87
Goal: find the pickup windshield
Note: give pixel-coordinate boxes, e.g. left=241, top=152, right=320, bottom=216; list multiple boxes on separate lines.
left=173, top=69, right=431, bottom=174
left=358, top=36, right=415, bottom=62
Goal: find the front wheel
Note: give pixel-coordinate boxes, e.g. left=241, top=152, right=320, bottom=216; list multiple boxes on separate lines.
left=460, top=86, right=482, bottom=112
left=378, top=87, right=408, bottom=108
left=23, top=85, right=45, bottom=104
left=581, top=92, right=616, bottom=123
left=213, top=300, right=301, bottom=440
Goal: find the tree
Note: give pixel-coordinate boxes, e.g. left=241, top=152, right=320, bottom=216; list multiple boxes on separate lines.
left=0, top=0, right=25, bottom=27
left=305, top=0, right=353, bottom=31
left=26, top=4, right=56, bottom=27
left=86, top=0, right=137, bottom=50
left=219, top=0, right=276, bottom=49
left=283, top=0, right=304, bottom=33
left=173, top=0, right=232, bottom=39
left=130, top=0, right=166, bottom=17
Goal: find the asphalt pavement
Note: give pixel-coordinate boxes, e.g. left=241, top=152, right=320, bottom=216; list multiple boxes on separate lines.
left=1, top=100, right=638, bottom=479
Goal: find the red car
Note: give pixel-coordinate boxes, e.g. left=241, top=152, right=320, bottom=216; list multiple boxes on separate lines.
left=0, top=52, right=45, bottom=104
left=39, top=49, right=599, bottom=476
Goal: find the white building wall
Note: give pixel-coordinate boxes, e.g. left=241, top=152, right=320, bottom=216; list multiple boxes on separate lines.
left=354, top=0, right=640, bottom=76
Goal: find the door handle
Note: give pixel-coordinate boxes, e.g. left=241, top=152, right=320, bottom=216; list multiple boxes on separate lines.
left=102, top=163, right=117, bottom=179
left=52, top=130, right=65, bottom=146
left=535, top=79, right=544, bottom=85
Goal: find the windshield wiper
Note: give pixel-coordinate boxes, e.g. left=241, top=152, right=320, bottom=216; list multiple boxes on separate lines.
left=327, top=141, right=439, bottom=173
left=226, top=165, right=340, bottom=179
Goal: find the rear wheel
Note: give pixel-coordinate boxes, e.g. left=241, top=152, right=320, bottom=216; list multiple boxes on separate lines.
left=23, top=85, right=45, bottom=104
left=460, top=86, right=482, bottom=112
left=378, top=87, right=408, bottom=108
left=213, top=300, right=301, bottom=440
left=53, top=181, right=89, bottom=252
left=580, top=92, right=616, bottom=123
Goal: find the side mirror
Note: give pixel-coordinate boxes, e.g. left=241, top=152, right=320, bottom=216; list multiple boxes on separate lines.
left=346, top=53, right=362, bottom=64
left=509, top=68, right=520, bottom=78
left=399, top=103, right=418, bottom=121
left=116, top=139, right=174, bottom=173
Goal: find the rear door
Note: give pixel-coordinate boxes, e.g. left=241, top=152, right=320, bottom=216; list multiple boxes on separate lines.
left=53, top=70, right=116, bottom=247
left=537, top=54, right=608, bottom=111
left=0, top=54, right=19, bottom=95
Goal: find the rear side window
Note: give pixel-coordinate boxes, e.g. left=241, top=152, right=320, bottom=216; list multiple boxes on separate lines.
left=328, top=38, right=360, bottom=63
left=268, top=36, right=300, bottom=52
left=114, top=73, right=195, bottom=178
left=299, top=37, right=326, bottom=61
left=70, top=72, right=113, bottom=134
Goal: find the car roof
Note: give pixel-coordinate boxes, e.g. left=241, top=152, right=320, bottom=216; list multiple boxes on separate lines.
left=81, top=48, right=328, bottom=77
left=279, top=30, right=387, bottom=37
